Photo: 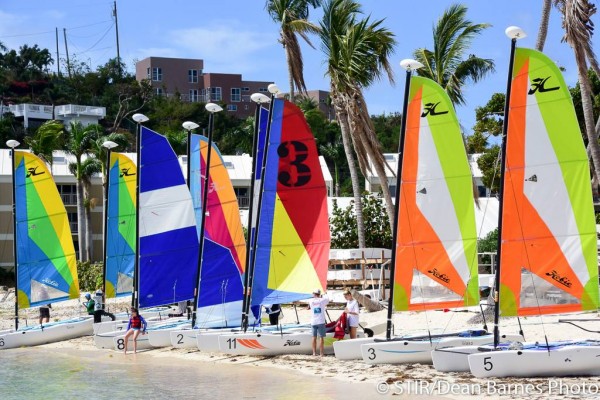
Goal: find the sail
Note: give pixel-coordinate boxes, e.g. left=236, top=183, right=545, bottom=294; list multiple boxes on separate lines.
left=499, top=48, right=599, bottom=316
left=104, top=152, right=136, bottom=298
left=190, top=134, right=247, bottom=327
left=393, top=76, right=479, bottom=311
left=14, top=151, right=79, bottom=308
left=139, top=127, right=199, bottom=308
left=250, top=98, right=330, bottom=306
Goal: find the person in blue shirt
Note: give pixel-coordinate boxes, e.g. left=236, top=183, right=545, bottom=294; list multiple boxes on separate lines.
left=123, top=307, right=147, bottom=354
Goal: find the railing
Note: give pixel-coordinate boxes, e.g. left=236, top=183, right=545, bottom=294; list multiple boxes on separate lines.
left=238, top=196, right=250, bottom=208
left=61, top=193, right=78, bottom=205
left=55, top=104, right=106, bottom=117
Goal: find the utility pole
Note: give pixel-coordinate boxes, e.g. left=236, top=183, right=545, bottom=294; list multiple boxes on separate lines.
left=63, top=28, right=71, bottom=79
left=113, top=1, right=121, bottom=77
left=55, top=28, right=61, bottom=77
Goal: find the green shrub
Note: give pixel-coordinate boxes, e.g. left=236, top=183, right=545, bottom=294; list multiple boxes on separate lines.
left=77, top=261, right=103, bottom=292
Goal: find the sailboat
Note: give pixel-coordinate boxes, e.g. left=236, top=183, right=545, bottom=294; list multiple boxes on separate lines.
left=357, top=61, right=521, bottom=365
left=1, top=146, right=90, bottom=349
left=466, top=27, right=600, bottom=378
left=95, top=123, right=199, bottom=350
left=216, top=97, right=335, bottom=356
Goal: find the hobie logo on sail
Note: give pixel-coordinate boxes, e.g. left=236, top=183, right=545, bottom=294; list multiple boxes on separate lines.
left=277, top=141, right=311, bottom=187
left=525, top=174, right=537, bottom=182
left=421, top=102, right=448, bottom=117
left=26, top=166, right=44, bottom=178
left=119, top=168, right=135, bottom=177
left=283, top=340, right=301, bottom=346
left=42, top=278, right=59, bottom=287
left=428, top=268, right=450, bottom=283
left=528, top=77, right=559, bottom=95
left=545, top=270, right=572, bottom=288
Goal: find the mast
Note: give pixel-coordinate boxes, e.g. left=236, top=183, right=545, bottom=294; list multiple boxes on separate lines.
left=132, top=114, right=149, bottom=308
left=101, top=141, right=118, bottom=305
left=492, top=26, right=526, bottom=348
left=189, top=103, right=222, bottom=328
left=241, top=93, right=271, bottom=330
left=242, top=83, right=280, bottom=331
left=7, top=140, right=20, bottom=330
left=385, top=60, right=423, bottom=340
left=112, top=0, right=121, bottom=76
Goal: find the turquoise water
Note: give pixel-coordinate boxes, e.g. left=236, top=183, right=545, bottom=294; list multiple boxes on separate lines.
left=0, top=347, right=378, bottom=400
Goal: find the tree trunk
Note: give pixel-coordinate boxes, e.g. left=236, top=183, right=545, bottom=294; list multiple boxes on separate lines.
left=333, top=95, right=366, bottom=248
left=285, top=44, right=295, bottom=102
left=535, top=0, right=552, bottom=51
left=75, top=178, right=88, bottom=262
left=574, top=48, right=600, bottom=189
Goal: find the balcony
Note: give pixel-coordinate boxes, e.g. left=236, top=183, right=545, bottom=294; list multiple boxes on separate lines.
left=9, top=103, right=53, bottom=119
left=55, top=104, right=106, bottom=118
left=61, top=193, right=78, bottom=206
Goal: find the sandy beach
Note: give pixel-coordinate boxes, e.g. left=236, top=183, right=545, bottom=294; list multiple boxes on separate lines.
left=2, top=289, right=600, bottom=399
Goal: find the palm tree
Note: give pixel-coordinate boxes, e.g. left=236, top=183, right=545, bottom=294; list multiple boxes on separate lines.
left=266, top=0, right=322, bottom=101
left=65, top=121, right=102, bottom=262
left=320, top=0, right=397, bottom=240
left=536, top=0, right=553, bottom=51
left=26, top=120, right=66, bottom=166
left=413, top=4, right=495, bottom=106
left=555, top=0, right=600, bottom=191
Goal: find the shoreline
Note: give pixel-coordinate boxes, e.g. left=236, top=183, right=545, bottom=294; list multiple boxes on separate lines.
left=3, top=292, right=600, bottom=399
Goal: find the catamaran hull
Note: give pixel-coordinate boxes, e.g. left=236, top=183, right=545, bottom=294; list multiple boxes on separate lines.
left=171, top=327, right=243, bottom=349
left=113, top=333, right=153, bottom=352
left=469, top=344, right=600, bottom=378
left=333, top=337, right=376, bottom=360
left=431, top=334, right=525, bottom=372
left=218, top=331, right=359, bottom=356
left=0, top=317, right=93, bottom=350
left=147, top=321, right=192, bottom=347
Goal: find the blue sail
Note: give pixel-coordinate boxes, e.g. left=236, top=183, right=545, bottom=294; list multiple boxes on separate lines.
left=139, top=127, right=199, bottom=308
left=191, top=134, right=247, bottom=327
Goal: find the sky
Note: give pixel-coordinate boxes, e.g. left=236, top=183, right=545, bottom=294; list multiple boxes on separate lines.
left=0, top=0, right=588, bottom=135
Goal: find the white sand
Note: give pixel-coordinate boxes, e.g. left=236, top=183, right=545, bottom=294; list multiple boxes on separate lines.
left=2, top=289, right=600, bottom=399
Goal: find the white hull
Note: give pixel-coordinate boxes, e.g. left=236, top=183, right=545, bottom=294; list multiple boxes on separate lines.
left=195, top=324, right=309, bottom=352
left=93, top=319, right=129, bottom=335
left=333, top=337, right=376, bottom=360
left=431, top=334, right=524, bottom=372
left=94, top=317, right=187, bottom=349
left=172, top=326, right=242, bottom=349
left=218, top=330, right=360, bottom=356
left=147, top=320, right=191, bottom=347
left=113, top=333, right=153, bottom=352
left=469, top=343, right=600, bottom=378
left=0, top=317, right=93, bottom=350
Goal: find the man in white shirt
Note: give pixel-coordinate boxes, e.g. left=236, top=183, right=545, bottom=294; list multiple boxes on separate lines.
left=308, top=288, right=329, bottom=356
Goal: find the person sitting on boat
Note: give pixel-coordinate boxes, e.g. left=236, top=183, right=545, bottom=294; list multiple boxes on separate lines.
left=39, top=303, right=51, bottom=325
left=83, top=293, right=95, bottom=315
left=263, top=303, right=281, bottom=325
left=123, top=307, right=147, bottom=354
left=309, top=289, right=329, bottom=357
left=343, top=289, right=359, bottom=339
left=92, top=289, right=116, bottom=323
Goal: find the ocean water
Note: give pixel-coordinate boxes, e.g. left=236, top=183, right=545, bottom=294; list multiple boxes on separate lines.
left=0, top=347, right=379, bottom=400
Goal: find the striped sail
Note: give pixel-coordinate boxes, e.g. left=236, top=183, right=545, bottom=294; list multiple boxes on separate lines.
left=191, top=134, right=247, bottom=327
left=393, top=76, right=479, bottom=311
left=250, top=98, right=330, bottom=306
left=14, top=151, right=79, bottom=308
left=499, top=48, right=599, bottom=316
left=139, top=127, right=199, bottom=308
left=104, top=152, right=136, bottom=298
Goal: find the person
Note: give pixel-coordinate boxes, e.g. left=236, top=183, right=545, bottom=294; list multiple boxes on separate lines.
left=123, top=307, right=147, bottom=354
left=93, top=289, right=116, bottom=323
left=83, top=293, right=95, bottom=315
left=263, top=304, right=281, bottom=325
left=39, top=303, right=51, bottom=324
left=343, top=289, right=359, bottom=339
left=308, top=288, right=329, bottom=356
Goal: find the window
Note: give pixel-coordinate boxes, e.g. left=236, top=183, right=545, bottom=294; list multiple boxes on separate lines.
left=57, top=184, right=77, bottom=205
left=189, top=89, right=199, bottom=102
left=242, top=87, right=250, bottom=92
left=53, top=155, right=66, bottom=164
left=152, top=67, right=162, bottom=81
left=67, top=212, right=78, bottom=232
left=146, top=67, right=151, bottom=79
left=384, top=154, right=396, bottom=162
left=231, top=88, right=241, bottom=102
left=227, top=104, right=237, bottom=112
left=210, top=87, right=222, bottom=101
left=259, top=87, right=268, bottom=92
left=156, top=88, right=163, bottom=96
left=224, top=161, right=234, bottom=169
left=181, top=156, right=188, bottom=164
left=188, top=69, right=198, bottom=83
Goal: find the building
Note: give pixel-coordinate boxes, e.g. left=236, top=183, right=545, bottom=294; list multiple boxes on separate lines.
left=0, top=149, right=333, bottom=268
left=135, top=57, right=273, bottom=119
left=5, top=103, right=106, bottom=130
